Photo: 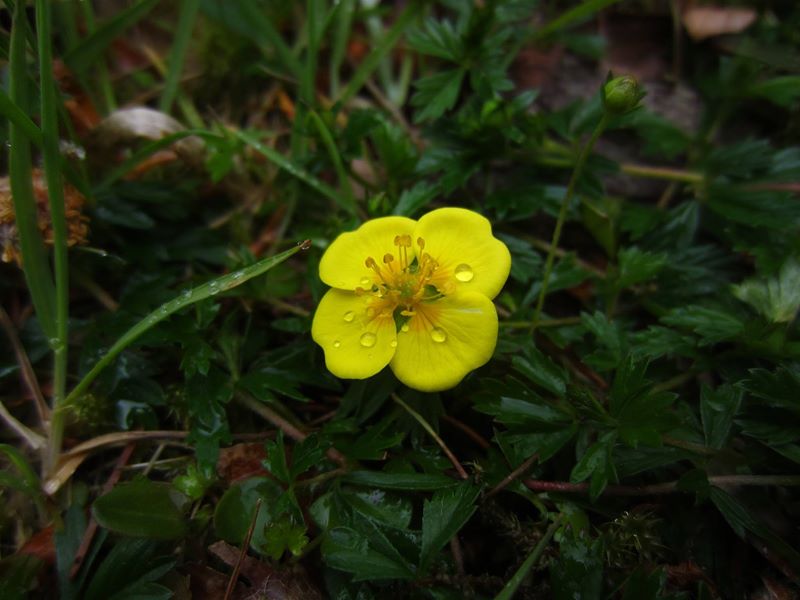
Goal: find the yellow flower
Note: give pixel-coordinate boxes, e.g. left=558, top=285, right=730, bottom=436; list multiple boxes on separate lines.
left=312, top=207, right=511, bottom=392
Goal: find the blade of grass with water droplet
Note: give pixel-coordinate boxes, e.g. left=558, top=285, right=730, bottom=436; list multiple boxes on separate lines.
left=64, top=242, right=311, bottom=407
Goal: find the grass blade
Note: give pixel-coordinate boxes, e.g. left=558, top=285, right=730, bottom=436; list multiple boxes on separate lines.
left=308, top=110, right=356, bottom=213
left=159, top=0, right=201, bottom=113
left=337, top=1, right=421, bottom=104
left=9, top=0, right=56, bottom=340
left=64, top=0, right=159, bottom=75
left=63, top=241, right=311, bottom=407
left=235, top=129, right=353, bottom=214
left=36, top=0, right=71, bottom=473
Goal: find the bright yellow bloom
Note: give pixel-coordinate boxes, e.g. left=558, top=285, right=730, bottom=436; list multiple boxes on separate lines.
left=312, top=207, right=511, bottom=392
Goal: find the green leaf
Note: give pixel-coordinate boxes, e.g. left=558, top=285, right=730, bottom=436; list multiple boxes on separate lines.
left=661, top=305, right=744, bottom=345
left=341, top=489, right=413, bottom=530
left=392, top=182, right=439, bottom=217
left=343, top=471, right=458, bottom=491
left=0, top=555, right=43, bottom=600
left=747, top=75, right=800, bottom=107
left=92, top=480, right=187, bottom=540
left=550, top=534, right=604, bottom=600
left=512, top=345, right=568, bottom=397
left=710, top=488, right=800, bottom=573
left=741, top=364, right=800, bottom=414
left=83, top=538, right=174, bottom=600
left=621, top=567, right=666, bottom=600
left=419, top=482, right=480, bottom=574
left=263, top=430, right=291, bottom=484
left=411, top=68, right=466, bottom=122
left=615, top=247, right=666, bottom=289
left=498, top=426, right=577, bottom=465
left=406, top=18, right=463, bottom=61
left=733, top=257, right=800, bottom=323
left=700, top=384, right=742, bottom=449
left=322, top=527, right=415, bottom=581
left=260, top=521, right=309, bottom=560
left=706, top=185, right=800, bottom=229
left=213, top=477, right=283, bottom=545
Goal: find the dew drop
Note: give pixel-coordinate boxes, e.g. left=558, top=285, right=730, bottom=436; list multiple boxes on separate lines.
left=430, top=327, right=447, bottom=343
left=390, top=340, right=398, bottom=348
left=231, top=272, right=244, bottom=281
left=208, top=282, right=220, bottom=296
left=180, top=289, right=193, bottom=300
left=401, top=323, right=410, bottom=333
left=454, top=263, right=474, bottom=282
left=360, top=277, right=372, bottom=287
left=359, top=332, right=377, bottom=348
left=343, top=311, right=355, bottom=322
left=333, top=340, right=341, bottom=348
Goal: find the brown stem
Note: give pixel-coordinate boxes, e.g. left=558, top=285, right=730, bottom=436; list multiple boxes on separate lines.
left=441, top=414, right=491, bottom=450
left=224, top=498, right=262, bottom=600
left=0, top=305, right=49, bottom=424
left=486, top=454, right=539, bottom=499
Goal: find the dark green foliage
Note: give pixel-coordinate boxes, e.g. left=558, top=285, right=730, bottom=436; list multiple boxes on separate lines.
left=2, top=0, right=800, bottom=598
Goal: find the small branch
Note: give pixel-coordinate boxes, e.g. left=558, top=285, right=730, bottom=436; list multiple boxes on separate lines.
left=524, top=474, right=800, bottom=497
left=620, top=163, right=704, bottom=184
left=392, top=393, right=468, bottom=480
left=441, top=414, right=491, bottom=450
left=224, top=498, right=262, bottom=600
left=237, top=393, right=347, bottom=466
left=0, top=305, right=49, bottom=424
left=500, top=316, right=583, bottom=329
left=486, top=454, right=538, bottom=499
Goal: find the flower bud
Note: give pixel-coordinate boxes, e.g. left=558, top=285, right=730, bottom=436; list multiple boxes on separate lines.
left=602, top=75, right=644, bottom=115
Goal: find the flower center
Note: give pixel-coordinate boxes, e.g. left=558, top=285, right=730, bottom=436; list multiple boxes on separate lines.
left=356, top=234, right=442, bottom=325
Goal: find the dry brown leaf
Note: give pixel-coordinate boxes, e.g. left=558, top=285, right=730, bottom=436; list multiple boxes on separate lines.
left=682, top=5, right=757, bottom=41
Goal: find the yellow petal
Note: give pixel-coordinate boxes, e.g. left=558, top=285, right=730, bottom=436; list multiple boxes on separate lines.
left=414, top=207, right=511, bottom=299
left=311, top=289, right=397, bottom=380
left=319, top=216, right=417, bottom=290
left=390, top=292, right=498, bottom=392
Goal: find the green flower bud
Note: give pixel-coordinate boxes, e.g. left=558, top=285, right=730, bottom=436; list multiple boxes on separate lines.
left=603, top=75, right=644, bottom=115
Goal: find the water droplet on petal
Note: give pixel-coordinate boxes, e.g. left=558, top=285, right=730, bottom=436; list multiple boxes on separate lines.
left=390, top=340, right=398, bottom=348
left=401, top=323, right=410, bottom=333
left=343, top=311, right=355, bottom=322
left=360, top=332, right=376, bottom=348
left=333, top=340, right=341, bottom=348
left=430, top=327, right=447, bottom=343
left=454, top=263, right=474, bottom=282
left=360, top=277, right=372, bottom=287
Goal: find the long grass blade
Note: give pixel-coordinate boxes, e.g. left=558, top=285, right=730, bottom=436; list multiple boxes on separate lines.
left=36, top=0, right=71, bottom=473
left=159, top=0, right=201, bottom=113
left=63, top=241, right=310, bottom=407
left=9, top=0, right=56, bottom=340
left=63, top=0, right=159, bottom=75
left=235, top=130, right=352, bottom=214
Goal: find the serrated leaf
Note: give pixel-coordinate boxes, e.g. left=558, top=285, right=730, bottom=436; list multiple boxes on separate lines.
left=419, top=482, right=480, bottom=574
left=661, top=305, right=744, bottom=345
left=512, top=345, right=567, bottom=397
left=213, top=477, right=283, bottom=545
left=741, top=364, right=800, bottom=414
left=406, top=18, right=463, bottom=61
left=733, top=257, right=800, bottom=323
left=615, top=247, right=667, bottom=289
left=92, top=480, right=187, bottom=540
left=341, top=489, right=413, bottom=530
left=550, top=535, right=604, bottom=600
left=260, top=521, right=309, bottom=560
left=411, top=68, right=466, bottom=122
left=700, top=384, right=742, bottom=449
left=392, top=182, right=439, bottom=217
left=322, top=527, right=415, bottom=581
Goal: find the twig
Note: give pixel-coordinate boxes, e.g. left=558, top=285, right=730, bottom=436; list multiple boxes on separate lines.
left=237, top=393, right=347, bottom=466
left=450, top=536, right=466, bottom=578
left=441, top=414, right=491, bottom=450
left=486, top=454, right=538, bottom=499
left=524, top=474, right=800, bottom=497
left=392, top=394, right=469, bottom=480
left=0, top=305, right=49, bottom=423
left=224, top=498, right=262, bottom=600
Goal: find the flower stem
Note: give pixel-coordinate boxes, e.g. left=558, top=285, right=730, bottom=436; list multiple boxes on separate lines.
left=391, top=393, right=468, bottom=480
left=532, top=113, right=610, bottom=329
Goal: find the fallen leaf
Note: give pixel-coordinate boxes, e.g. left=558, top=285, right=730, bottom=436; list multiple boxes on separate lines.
left=682, top=5, right=757, bottom=41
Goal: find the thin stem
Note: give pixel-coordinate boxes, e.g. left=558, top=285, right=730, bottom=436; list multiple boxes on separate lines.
left=392, top=393, right=468, bottom=480
left=36, top=0, right=70, bottom=475
left=495, top=515, right=563, bottom=600
left=620, top=163, right=703, bottom=184
left=224, top=498, right=262, bottom=600
left=500, top=316, right=583, bottom=329
left=532, top=113, right=610, bottom=328
left=523, top=474, right=800, bottom=497
left=486, top=453, right=539, bottom=499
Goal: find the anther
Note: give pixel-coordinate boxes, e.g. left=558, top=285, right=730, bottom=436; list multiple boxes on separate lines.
left=383, top=253, right=394, bottom=264
left=417, top=237, right=425, bottom=251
